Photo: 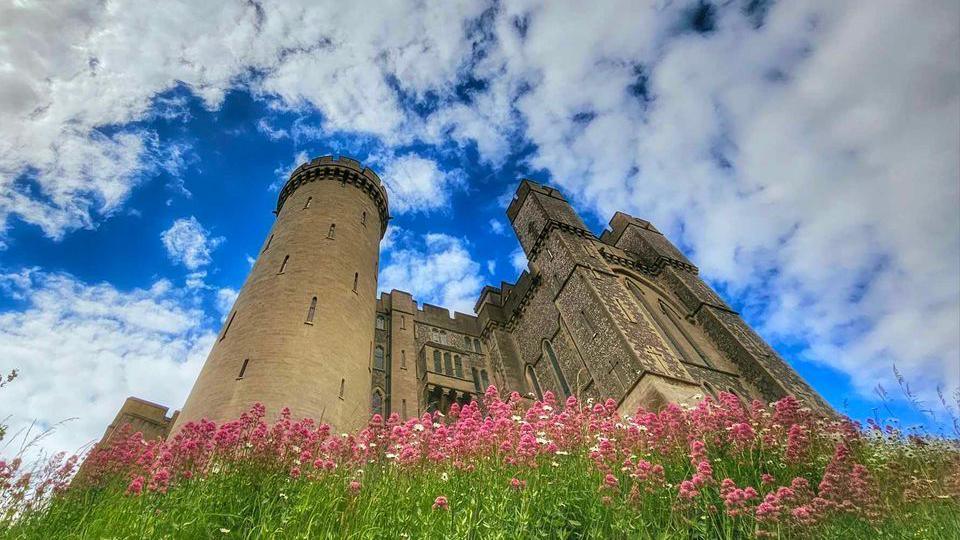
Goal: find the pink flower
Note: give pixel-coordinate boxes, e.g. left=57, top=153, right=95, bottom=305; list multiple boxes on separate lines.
left=510, top=477, right=526, bottom=491
left=348, top=480, right=361, bottom=494
left=289, top=467, right=301, bottom=479
left=432, top=495, right=449, bottom=510
left=603, top=473, right=619, bottom=490
left=125, top=475, right=144, bottom=496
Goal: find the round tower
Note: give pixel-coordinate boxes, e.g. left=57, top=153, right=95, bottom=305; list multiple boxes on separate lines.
left=171, top=155, right=388, bottom=434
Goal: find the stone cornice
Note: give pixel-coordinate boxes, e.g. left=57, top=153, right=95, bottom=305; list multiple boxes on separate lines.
left=275, top=156, right=389, bottom=239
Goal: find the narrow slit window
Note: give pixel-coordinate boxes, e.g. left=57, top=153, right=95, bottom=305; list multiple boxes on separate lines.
left=339, top=378, right=345, bottom=399
left=472, top=367, right=481, bottom=393
left=581, top=309, right=597, bottom=337
left=361, top=211, right=367, bottom=226
left=327, top=224, right=336, bottom=239
left=305, top=296, right=317, bottom=324
left=374, top=347, right=385, bottom=370
left=480, top=369, right=490, bottom=390
left=454, top=355, right=463, bottom=378
left=400, top=316, right=405, bottom=329
left=221, top=311, right=237, bottom=341
left=263, top=234, right=273, bottom=253
left=401, top=350, right=406, bottom=369
left=444, top=352, right=453, bottom=375
left=525, top=365, right=543, bottom=400
left=401, top=399, right=407, bottom=418
left=352, top=272, right=359, bottom=292
left=278, top=255, right=289, bottom=274
left=237, top=358, right=249, bottom=379
left=615, top=297, right=636, bottom=323
left=304, top=196, right=312, bottom=209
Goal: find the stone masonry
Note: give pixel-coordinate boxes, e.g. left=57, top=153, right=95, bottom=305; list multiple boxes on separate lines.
left=101, top=156, right=830, bottom=444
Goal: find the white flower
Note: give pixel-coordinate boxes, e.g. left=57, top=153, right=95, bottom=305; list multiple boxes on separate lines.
left=413, top=424, right=425, bottom=432
left=511, top=415, right=522, bottom=422
left=433, top=422, right=441, bottom=428
left=220, top=528, right=231, bottom=534
left=555, top=450, right=569, bottom=456
left=543, top=405, right=553, bottom=412
left=292, top=446, right=301, bottom=453
left=279, top=493, right=288, bottom=500
left=385, top=453, right=397, bottom=459
left=441, top=472, right=449, bottom=482
left=551, top=461, right=559, bottom=467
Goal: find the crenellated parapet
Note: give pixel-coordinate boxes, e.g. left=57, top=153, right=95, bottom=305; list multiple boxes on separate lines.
left=276, top=155, right=390, bottom=238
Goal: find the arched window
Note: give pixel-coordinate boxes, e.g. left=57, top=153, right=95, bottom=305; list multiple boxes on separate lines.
left=626, top=279, right=713, bottom=368
left=372, top=389, right=384, bottom=416
left=374, top=347, right=385, bottom=370
left=703, top=382, right=718, bottom=400
left=473, top=338, right=481, bottom=353
left=543, top=340, right=571, bottom=398
left=305, top=296, right=317, bottom=323
left=472, top=367, right=481, bottom=393
left=262, top=234, right=273, bottom=253
left=361, top=211, right=367, bottom=226
left=454, top=355, right=463, bottom=377
left=304, top=196, right=312, bottom=209
left=659, top=300, right=713, bottom=368
left=376, top=316, right=385, bottom=330
left=444, top=352, right=453, bottom=375
left=327, top=224, right=336, bottom=239
left=352, top=272, right=358, bottom=292
left=278, top=255, right=289, bottom=274
left=433, top=350, right=442, bottom=372
left=480, top=369, right=490, bottom=389
left=525, top=364, right=543, bottom=400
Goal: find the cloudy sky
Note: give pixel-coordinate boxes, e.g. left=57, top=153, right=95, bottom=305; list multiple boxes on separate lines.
left=0, top=0, right=957, bottom=457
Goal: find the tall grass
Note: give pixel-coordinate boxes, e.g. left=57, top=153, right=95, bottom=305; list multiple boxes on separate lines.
left=2, top=388, right=958, bottom=539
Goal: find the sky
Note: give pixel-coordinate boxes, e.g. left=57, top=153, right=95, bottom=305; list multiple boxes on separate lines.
left=0, top=0, right=957, bottom=458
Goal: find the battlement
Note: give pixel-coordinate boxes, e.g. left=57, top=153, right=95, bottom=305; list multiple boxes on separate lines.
left=506, top=179, right=568, bottom=223
left=276, top=155, right=390, bottom=238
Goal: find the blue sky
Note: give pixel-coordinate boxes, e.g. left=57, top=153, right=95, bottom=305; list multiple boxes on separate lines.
left=0, top=0, right=957, bottom=456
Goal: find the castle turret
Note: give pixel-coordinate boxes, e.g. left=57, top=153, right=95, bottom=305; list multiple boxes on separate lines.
left=170, top=156, right=388, bottom=434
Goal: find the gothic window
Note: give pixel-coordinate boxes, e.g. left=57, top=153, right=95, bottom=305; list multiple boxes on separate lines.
left=376, top=315, right=385, bottom=330
left=305, top=296, right=317, bottom=324
left=221, top=311, right=237, bottom=341
left=278, top=255, right=289, bottom=274
left=480, top=369, right=490, bottom=390
left=327, top=224, right=336, bottom=239
left=262, top=234, right=273, bottom=253
left=472, top=367, right=481, bottom=393
left=361, top=211, right=367, bottom=226
left=401, top=399, right=407, bottom=418
left=372, top=389, right=384, bottom=417
left=454, top=355, right=463, bottom=378
left=444, top=352, right=453, bottom=375
left=352, top=272, right=359, bottom=292
left=433, top=350, right=442, bottom=372
left=304, top=196, right=312, bottom=209
left=543, top=340, right=571, bottom=398
left=525, top=364, right=543, bottom=400
left=626, top=279, right=712, bottom=369
left=374, top=347, right=385, bottom=371
left=237, top=358, right=249, bottom=379
left=659, top=300, right=713, bottom=368
left=473, top=338, right=481, bottom=353
left=339, top=378, right=345, bottom=399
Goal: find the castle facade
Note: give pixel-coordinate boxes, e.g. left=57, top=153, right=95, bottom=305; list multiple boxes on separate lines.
left=101, top=156, right=829, bottom=443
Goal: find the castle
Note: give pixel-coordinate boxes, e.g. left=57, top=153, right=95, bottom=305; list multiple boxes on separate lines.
left=101, top=155, right=829, bottom=443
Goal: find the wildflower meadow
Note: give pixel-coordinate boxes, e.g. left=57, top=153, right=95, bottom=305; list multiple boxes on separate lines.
left=2, top=387, right=958, bottom=539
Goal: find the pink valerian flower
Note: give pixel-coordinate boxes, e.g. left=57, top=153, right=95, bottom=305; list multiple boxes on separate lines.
left=785, top=424, right=809, bottom=464
left=601, top=473, right=619, bottom=491
left=719, top=478, right=758, bottom=517
left=289, top=467, right=301, bottom=479
left=348, top=480, right=361, bottom=494
left=432, top=495, right=449, bottom=510
left=510, top=477, right=526, bottom=491
left=679, top=480, right=699, bottom=500
left=125, top=475, right=145, bottom=496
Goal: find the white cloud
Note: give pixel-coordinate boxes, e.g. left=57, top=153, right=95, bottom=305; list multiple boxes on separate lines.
left=510, top=248, right=528, bottom=274
left=374, top=153, right=466, bottom=214
left=451, top=0, right=960, bottom=403
left=379, top=233, right=484, bottom=314
left=0, top=0, right=489, bottom=240
left=489, top=218, right=507, bottom=235
left=0, top=269, right=212, bottom=456
left=215, top=287, right=238, bottom=317
left=160, top=216, right=224, bottom=271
